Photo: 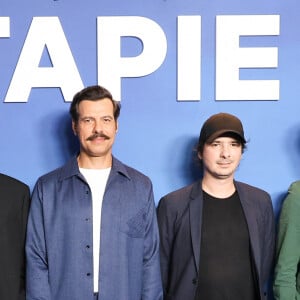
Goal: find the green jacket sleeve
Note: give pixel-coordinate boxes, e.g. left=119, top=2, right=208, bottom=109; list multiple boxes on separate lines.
left=273, top=181, right=300, bottom=300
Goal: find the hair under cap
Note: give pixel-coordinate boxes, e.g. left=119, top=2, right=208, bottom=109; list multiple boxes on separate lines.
left=199, top=112, right=246, bottom=146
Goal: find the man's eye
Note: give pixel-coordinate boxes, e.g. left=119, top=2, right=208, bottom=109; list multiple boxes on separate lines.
left=211, top=143, right=220, bottom=147
left=81, top=118, right=94, bottom=124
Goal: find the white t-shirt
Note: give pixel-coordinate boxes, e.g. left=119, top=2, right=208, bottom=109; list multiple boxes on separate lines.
left=80, top=167, right=111, bottom=293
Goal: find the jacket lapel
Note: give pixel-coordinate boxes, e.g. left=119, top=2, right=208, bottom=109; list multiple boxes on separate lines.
left=189, top=181, right=203, bottom=273
left=235, top=182, right=261, bottom=276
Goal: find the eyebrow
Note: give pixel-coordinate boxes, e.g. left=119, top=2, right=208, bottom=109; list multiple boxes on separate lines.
left=210, top=139, right=241, bottom=143
left=79, top=114, right=113, bottom=119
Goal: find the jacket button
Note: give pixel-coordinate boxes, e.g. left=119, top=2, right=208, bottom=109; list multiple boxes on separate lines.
left=86, top=273, right=91, bottom=276
left=192, top=278, right=198, bottom=285
left=86, top=245, right=90, bottom=249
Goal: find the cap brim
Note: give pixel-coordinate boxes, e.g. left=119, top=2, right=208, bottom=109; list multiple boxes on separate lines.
left=206, top=130, right=246, bottom=144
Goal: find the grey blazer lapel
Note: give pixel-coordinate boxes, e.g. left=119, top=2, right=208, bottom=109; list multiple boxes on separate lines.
left=189, top=181, right=203, bottom=273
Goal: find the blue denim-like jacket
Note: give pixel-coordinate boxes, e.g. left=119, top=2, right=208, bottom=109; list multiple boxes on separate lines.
left=26, top=156, right=163, bottom=300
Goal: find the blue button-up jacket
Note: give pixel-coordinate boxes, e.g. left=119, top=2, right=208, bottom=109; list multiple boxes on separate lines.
left=26, top=156, right=163, bottom=300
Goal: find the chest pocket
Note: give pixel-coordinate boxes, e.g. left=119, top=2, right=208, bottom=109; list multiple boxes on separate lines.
left=120, top=206, right=146, bottom=238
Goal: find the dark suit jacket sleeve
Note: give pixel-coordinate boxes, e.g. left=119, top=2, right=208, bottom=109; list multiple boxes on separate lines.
left=0, top=174, right=30, bottom=300
left=156, top=184, right=199, bottom=300
left=157, top=197, right=173, bottom=295
left=236, top=182, right=276, bottom=298
left=20, top=183, right=31, bottom=292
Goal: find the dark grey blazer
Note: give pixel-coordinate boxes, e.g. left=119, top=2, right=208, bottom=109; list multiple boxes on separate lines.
left=0, top=173, right=30, bottom=300
left=157, top=180, right=275, bottom=300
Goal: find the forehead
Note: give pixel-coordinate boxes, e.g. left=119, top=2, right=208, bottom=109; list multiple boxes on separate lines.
left=77, top=98, right=114, bottom=115
left=209, top=136, right=241, bottom=143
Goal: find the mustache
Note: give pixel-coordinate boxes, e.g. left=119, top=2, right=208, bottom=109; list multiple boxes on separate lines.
left=86, top=132, right=110, bottom=141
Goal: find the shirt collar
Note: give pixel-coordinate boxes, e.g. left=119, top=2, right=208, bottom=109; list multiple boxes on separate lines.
left=58, top=155, right=131, bottom=181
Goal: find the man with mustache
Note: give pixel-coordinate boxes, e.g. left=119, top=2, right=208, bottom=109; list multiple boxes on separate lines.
left=26, top=85, right=162, bottom=300
left=157, top=113, right=275, bottom=300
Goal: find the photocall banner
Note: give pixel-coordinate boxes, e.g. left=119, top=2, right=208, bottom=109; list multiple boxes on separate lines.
left=0, top=0, right=298, bottom=216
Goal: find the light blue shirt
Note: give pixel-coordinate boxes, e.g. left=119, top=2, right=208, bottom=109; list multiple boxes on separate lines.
left=26, top=156, right=163, bottom=300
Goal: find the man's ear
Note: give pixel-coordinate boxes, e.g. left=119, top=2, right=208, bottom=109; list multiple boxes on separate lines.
left=197, top=152, right=202, bottom=160
left=72, top=121, right=77, bottom=136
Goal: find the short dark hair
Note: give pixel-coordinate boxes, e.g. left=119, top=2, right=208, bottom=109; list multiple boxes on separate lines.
left=69, top=85, right=121, bottom=123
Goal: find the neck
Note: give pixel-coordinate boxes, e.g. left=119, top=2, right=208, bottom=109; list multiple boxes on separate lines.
left=77, top=153, right=112, bottom=169
left=201, top=175, right=236, bottom=198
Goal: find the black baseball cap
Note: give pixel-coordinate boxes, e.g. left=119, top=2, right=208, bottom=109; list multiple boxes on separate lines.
left=198, top=113, right=246, bottom=151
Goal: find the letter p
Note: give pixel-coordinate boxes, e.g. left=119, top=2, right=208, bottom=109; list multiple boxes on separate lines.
left=97, top=16, right=167, bottom=101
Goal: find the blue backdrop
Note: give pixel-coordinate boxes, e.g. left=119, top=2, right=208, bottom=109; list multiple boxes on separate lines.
left=0, top=0, right=298, bottom=223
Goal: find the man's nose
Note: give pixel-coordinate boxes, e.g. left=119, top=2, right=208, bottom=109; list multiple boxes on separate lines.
left=93, top=119, right=103, bottom=132
left=220, top=144, right=231, bottom=157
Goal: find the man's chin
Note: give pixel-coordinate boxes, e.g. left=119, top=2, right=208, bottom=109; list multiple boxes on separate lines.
left=215, top=172, right=234, bottom=179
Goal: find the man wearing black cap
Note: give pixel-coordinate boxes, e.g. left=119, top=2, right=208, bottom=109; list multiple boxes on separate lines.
left=157, top=112, right=275, bottom=300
